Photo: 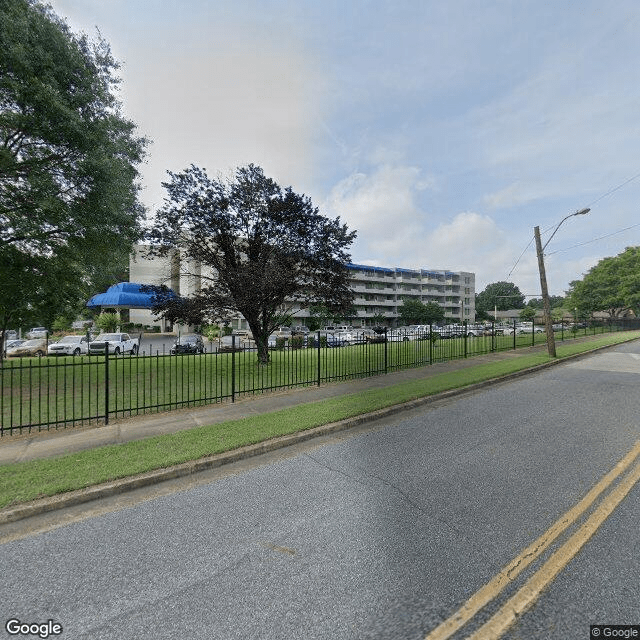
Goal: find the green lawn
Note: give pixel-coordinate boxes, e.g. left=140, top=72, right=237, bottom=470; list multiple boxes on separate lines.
left=0, top=330, right=637, bottom=510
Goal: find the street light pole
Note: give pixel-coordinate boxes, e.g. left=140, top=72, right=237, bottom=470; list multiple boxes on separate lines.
left=534, top=225, right=556, bottom=357
left=534, top=207, right=590, bottom=358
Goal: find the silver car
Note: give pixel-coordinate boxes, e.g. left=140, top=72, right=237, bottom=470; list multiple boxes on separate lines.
left=26, top=327, right=48, bottom=339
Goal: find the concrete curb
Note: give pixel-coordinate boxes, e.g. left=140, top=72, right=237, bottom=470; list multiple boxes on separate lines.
left=0, top=342, right=626, bottom=525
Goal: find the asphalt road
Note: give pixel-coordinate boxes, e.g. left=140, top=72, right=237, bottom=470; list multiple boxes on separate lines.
left=1, top=343, right=639, bottom=639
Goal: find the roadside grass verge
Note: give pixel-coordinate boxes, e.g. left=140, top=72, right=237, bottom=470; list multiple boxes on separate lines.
left=0, top=331, right=638, bottom=510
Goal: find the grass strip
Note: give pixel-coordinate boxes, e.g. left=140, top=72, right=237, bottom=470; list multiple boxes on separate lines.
left=0, top=331, right=638, bottom=509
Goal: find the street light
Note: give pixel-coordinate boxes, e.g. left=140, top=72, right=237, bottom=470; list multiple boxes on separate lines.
left=534, top=207, right=590, bottom=357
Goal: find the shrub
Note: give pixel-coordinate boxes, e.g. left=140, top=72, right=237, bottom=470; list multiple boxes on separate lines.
left=96, top=312, right=119, bottom=332
left=52, top=316, right=71, bottom=333
left=203, top=324, right=220, bottom=341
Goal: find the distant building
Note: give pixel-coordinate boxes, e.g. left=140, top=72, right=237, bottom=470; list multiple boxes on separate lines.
left=128, top=246, right=475, bottom=331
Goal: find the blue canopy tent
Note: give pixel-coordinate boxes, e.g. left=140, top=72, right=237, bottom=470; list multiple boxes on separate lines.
left=87, top=282, right=161, bottom=310
left=87, top=282, right=176, bottom=331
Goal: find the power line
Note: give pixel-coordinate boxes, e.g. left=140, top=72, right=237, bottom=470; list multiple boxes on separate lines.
left=505, top=170, right=640, bottom=278
left=506, top=235, right=534, bottom=279
left=541, top=170, right=640, bottom=237
left=546, top=223, right=640, bottom=256
left=585, top=171, right=640, bottom=208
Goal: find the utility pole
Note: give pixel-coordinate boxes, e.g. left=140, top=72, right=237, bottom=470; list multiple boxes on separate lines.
left=534, top=225, right=556, bottom=357
left=534, top=207, right=590, bottom=359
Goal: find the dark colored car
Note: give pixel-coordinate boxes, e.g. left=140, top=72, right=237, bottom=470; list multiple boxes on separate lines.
left=170, top=334, right=205, bottom=355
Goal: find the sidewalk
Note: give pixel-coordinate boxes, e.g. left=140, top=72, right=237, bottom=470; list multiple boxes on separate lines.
left=0, top=344, right=557, bottom=465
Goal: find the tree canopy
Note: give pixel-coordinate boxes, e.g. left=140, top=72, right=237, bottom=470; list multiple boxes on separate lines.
left=567, top=246, right=640, bottom=317
left=475, top=281, right=525, bottom=317
left=397, top=298, right=444, bottom=325
left=146, top=164, right=357, bottom=364
left=526, top=296, right=564, bottom=310
left=0, top=0, right=147, bottom=334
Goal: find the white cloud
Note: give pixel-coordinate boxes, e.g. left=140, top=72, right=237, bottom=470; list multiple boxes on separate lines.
left=324, top=164, right=431, bottom=264
left=325, top=165, right=526, bottom=288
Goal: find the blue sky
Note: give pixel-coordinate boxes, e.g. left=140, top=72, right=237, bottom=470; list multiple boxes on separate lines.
left=50, top=0, right=640, bottom=297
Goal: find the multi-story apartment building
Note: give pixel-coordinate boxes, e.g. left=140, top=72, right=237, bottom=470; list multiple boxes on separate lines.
left=346, top=263, right=475, bottom=326
left=128, top=246, right=475, bottom=331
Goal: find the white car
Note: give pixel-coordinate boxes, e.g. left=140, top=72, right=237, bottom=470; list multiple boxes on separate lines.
left=388, top=327, right=416, bottom=342
left=465, top=324, right=487, bottom=337
left=333, top=331, right=354, bottom=345
left=47, top=335, right=90, bottom=356
left=88, top=333, right=139, bottom=355
left=505, top=324, right=545, bottom=335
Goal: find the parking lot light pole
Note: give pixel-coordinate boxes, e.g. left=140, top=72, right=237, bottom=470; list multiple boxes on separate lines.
left=534, top=207, right=590, bottom=358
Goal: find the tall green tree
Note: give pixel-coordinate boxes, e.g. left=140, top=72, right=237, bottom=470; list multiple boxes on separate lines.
left=526, top=296, right=564, bottom=310
left=397, top=298, right=444, bottom=325
left=519, top=306, right=536, bottom=322
left=0, top=0, right=147, bottom=335
left=398, top=298, right=427, bottom=325
left=146, top=164, right=356, bottom=364
left=423, top=301, right=446, bottom=324
left=567, top=246, right=640, bottom=317
left=475, top=281, right=525, bottom=317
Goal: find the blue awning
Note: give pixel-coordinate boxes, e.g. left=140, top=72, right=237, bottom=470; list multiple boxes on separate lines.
left=86, top=282, right=173, bottom=309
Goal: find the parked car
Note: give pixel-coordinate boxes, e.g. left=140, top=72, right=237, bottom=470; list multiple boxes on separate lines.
left=170, top=334, right=205, bottom=354
left=88, top=333, right=139, bottom=355
left=47, top=335, right=89, bottom=356
left=271, top=327, right=292, bottom=340
left=434, top=325, right=464, bottom=339
left=26, top=327, right=48, bottom=339
left=465, top=324, right=486, bottom=337
left=291, top=325, right=310, bottom=335
left=350, top=329, right=377, bottom=344
left=504, top=324, right=544, bottom=335
left=333, top=331, right=354, bottom=345
left=408, top=325, right=432, bottom=339
left=219, top=334, right=244, bottom=352
left=307, top=332, right=348, bottom=347
left=3, top=339, right=26, bottom=356
left=388, top=327, right=415, bottom=342
left=6, top=338, right=47, bottom=358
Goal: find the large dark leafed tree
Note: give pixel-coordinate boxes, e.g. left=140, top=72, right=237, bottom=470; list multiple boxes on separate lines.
left=147, top=164, right=357, bottom=364
left=0, top=0, right=147, bottom=348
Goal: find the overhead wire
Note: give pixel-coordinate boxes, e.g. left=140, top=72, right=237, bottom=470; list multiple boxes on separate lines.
left=546, top=222, right=640, bottom=256
left=506, top=169, right=640, bottom=277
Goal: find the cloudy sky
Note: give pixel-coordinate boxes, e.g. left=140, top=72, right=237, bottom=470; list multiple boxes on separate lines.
left=50, top=0, right=640, bottom=297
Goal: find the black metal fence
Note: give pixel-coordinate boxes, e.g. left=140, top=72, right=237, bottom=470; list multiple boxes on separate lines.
left=2, top=318, right=639, bottom=435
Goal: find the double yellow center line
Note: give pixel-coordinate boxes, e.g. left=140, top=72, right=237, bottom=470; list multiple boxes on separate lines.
left=425, top=440, right=640, bottom=640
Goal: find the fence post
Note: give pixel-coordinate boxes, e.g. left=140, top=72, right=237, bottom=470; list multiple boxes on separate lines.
left=104, top=342, right=109, bottom=425
left=429, top=323, right=433, bottom=365
left=463, top=320, right=468, bottom=358
left=531, top=323, right=535, bottom=347
left=316, top=331, right=321, bottom=386
left=231, top=335, right=236, bottom=403
left=384, top=327, right=388, bottom=374
left=512, top=319, right=517, bottom=350
left=491, top=320, right=496, bottom=352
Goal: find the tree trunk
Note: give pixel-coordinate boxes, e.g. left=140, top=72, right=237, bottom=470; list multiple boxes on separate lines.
left=256, top=337, right=270, bottom=365
left=248, top=324, right=271, bottom=365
